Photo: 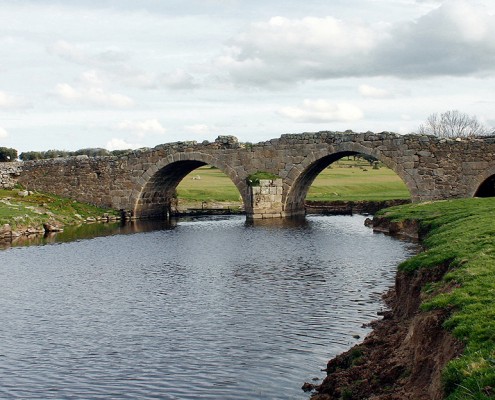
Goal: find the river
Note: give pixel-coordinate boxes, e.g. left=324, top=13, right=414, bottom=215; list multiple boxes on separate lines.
left=0, top=215, right=417, bottom=399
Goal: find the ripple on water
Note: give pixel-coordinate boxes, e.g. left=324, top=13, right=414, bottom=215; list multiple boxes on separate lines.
left=0, top=215, right=418, bottom=399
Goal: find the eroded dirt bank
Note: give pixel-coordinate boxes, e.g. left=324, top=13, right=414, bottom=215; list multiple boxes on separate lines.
left=305, top=219, right=464, bottom=400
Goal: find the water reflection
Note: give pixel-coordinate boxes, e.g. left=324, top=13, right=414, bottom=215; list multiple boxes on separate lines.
left=244, top=216, right=310, bottom=229
left=0, top=215, right=418, bottom=399
left=0, top=219, right=178, bottom=249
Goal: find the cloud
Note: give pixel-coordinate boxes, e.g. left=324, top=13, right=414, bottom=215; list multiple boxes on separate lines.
left=184, top=124, right=210, bottom=135
left=105, top=138, right=141, bottom=151
left=79, top=70, right=105, bottom=86
left=278, top=99, right=364, bottom=122
left=218, top=1, right=495, bottom=86
left=158, top=69, right=199, bottom=90
left=217, top=15, right=380, bottom=86
left=48, top=40, right=130, bottom=67
left=0, top=91, right=31, bottom=109
left=55, top=83, right=134, bottom=108
left=115, top=119, right=167, bottom=138
left=48, top=40, right=87, bottom=64
left=376, top=0, right=495, bottom=77
left=358, top=84, right=392, bottom=98
left=0, top=126, right=8, bottom=139
left=48, top=40, right=199, bottom=91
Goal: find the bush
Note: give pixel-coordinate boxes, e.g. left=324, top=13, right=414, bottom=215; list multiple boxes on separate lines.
left=0, top=147, right=18, bottom=162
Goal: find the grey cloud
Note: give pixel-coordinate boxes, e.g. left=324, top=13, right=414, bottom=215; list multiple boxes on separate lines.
left=218, top=1, right=495, bottom=86
left=374, top=2, right=495, bottom=77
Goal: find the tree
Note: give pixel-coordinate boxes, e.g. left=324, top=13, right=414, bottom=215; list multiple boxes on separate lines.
left=0, top=147, right=18, bottom=162
left=74, top=148, right=110, bottom=157
left=19, top=151, right=42, bottom=161
left=418, top=110, right=492, bottom=138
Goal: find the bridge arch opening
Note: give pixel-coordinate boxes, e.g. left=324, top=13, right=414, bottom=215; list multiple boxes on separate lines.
left=134, top=160, right=247, bottom=219
left=284, top=151, right=411, bottom=216
left=175, top=165, right=244, bottom=212
left=474, top=175, right=495, bottom=197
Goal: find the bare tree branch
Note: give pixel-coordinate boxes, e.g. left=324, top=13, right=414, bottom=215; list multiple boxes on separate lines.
left=417, top=110, right=491, bottom=138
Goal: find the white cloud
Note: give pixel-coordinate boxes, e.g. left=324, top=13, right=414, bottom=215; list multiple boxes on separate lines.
left=358, top=84, right=392, bottom=98
left=0, top=126, right=8, bottom=139
left=48, top=39, right=199, bottom=91
left=115, top=119, right=166, bottom=138
left=48, top=40, right=130, bottom=67
left=79, top=70, right=105, bottom=86
left=0, top=91, right=30, bottom=109
left=48, top=40, right=87, bottom=64
left=278, top=99, right=364, bottom=122
left=218, top=15, right=381, bottom=86
left=105, top=138, right=141, bottom=151
left=158, top=69, right=199, bottom=90
left=55, top=83, right=134, bottom=108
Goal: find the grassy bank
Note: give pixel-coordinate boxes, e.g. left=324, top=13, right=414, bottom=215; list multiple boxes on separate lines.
left=0, top=189, right=118, bottom=231
left=177, top=159, right=410, bottom=207
left=377, top=198, right=495, bottom=399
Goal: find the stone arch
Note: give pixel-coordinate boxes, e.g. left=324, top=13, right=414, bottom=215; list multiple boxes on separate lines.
left=132, top=152, right=249, bottom=218
left=472, top=167, right=495, bottom=198
left=283, top=144, right=417, bottom=216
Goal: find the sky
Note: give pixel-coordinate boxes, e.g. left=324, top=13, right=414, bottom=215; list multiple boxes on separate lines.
left=0, top=0, right=494, bottom=154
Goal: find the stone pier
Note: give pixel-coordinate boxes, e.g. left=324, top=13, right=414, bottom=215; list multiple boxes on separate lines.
left=247, top=179, right=286, bottom=219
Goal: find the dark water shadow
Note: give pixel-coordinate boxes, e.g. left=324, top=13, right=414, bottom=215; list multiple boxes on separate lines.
left=244, top=215, right=310, bottom=230
left=0, top=219, right=178, bottom=250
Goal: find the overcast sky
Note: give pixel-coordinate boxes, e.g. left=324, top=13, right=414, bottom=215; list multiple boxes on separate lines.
left=1, top=0, right=494, bottom=153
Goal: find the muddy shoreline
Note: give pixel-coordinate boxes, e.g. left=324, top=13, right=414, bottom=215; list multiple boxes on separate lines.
left=304, top=217, right=463, bottom=399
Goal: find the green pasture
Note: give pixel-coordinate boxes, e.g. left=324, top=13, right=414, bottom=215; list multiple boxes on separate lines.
left=176, top=168, right=243, bottom=207
left=176, top=159, right=410, bottom=206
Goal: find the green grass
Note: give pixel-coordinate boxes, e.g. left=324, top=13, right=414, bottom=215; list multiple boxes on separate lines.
left=177, top=160, right=410, bottom=206
left=176, top=167, right=243, bottom=207
left=307, top=160, right=410, bottom=201
left=377, top=198, right=495, bottom=399
left=0, top=189, right=118, bottom=230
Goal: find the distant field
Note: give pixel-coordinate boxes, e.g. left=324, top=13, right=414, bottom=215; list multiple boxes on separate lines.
left=176, top=159, right=410, bottom=207
left=307, top=159, right=410, bottom=201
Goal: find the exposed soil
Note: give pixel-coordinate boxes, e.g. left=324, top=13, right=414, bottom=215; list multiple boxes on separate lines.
left=303, top=220, right=464, bottom=400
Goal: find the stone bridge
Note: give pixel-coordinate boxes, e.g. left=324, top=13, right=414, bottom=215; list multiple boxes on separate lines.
left=11, top=131, right=495, bottom=219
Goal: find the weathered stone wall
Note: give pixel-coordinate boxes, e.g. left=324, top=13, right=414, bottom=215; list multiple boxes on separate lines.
left=18, top=155, right=126, bottom=209
left=248, top=179, right=285, bottom=219
left=15, top=132, right=495, bottom=219
left=0, top=162, right=22, bottom=189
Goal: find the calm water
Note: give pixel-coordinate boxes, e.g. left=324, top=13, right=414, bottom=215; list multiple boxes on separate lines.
left=0, top=215, right=417, bottom=399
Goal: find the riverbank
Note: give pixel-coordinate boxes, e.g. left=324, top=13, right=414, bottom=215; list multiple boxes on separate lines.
left=306, top=198, right=495, bottom=399
left=0, top=188, right=119, bottom=242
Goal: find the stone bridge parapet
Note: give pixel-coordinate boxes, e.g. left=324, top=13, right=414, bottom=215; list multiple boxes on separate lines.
left=13, top=131, right=495, bottom=219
